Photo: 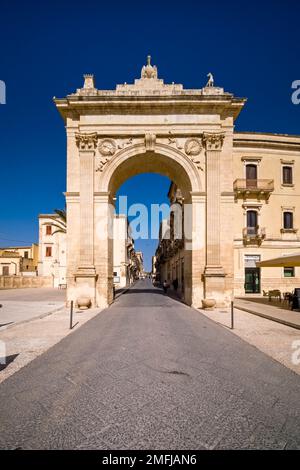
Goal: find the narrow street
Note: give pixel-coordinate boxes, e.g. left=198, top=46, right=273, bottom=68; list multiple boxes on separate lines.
left=0, top=279, right=299, bottom=449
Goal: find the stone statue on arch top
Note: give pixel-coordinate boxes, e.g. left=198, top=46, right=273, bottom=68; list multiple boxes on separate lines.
left=141, top=55, right=158, bottom=79
left=206, top=72, right=214, bottom=87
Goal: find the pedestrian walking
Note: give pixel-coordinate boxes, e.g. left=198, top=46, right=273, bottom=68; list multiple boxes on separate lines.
left=163, top=280, right=168, bottom=294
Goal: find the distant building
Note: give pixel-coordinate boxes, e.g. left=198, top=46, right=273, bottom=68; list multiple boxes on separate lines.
left=38, top=212, right=141, bottom=289
left=134, top=251, right=144, bottom=278
left=38, top=214, right=67, bottom=288
left=0, top=244, right=38, bottom=276
left=155, top=184, right=185, bottom=295
left=152, top=255, right=157, bottom=278
left=113, top=214, right=135, bottom=288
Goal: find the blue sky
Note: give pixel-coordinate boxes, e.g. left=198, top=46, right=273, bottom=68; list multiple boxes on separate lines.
left=0, top=0, right=299, bottom=270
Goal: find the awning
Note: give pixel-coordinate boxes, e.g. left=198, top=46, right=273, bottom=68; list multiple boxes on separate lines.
left=256, top=253, right=300, bottom=268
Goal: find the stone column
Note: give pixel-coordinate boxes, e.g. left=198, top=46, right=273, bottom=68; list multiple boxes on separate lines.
left=183, top=194, right=206, bottom=307
left=203, top=132, right=226, bottom=305
left=74, top=132, right=98, bottom=306
left=94, top=193, right=114, bottom=308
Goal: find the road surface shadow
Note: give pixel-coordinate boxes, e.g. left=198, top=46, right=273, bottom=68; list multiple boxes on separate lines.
left=123, top=288, right=186, bottom=305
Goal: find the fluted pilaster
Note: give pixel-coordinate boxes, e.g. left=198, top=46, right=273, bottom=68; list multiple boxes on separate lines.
left=203, top=132, right=225, bottom=274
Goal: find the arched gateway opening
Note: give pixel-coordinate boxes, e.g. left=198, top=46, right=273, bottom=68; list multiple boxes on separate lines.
left=103, top=146, right=202, bottom=307
left=55, top=57, right=245, bottom=309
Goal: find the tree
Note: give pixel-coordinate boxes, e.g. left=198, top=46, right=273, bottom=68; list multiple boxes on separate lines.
left=45, top=209, right=67, bottom=235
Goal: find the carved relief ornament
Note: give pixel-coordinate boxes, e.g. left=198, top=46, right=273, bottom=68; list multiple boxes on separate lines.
left=202, top=132, right=225, bottom=151
left=184, top=138, right=202, bottom=156
left=96, top=157, right=110, bottom=173
left=98, top=138, right=116, bottom=156
left=75, top=132, right=98, bottom=150
left=145, top=133, right=156, bottom=151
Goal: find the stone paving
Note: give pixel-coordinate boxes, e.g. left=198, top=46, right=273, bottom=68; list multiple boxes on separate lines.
left=0, top=288, right=65, bottom=329
left=199, top=304, right=300, bottom=376
left=0, top=279, right=300, bottom=450
left=234, top=297, right=300, bottom=330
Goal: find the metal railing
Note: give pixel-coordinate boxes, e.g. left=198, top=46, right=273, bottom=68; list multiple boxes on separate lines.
left=243, top=226, right=266, bottom=240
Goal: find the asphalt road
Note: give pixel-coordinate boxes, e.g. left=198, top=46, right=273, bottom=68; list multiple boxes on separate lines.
left=0, top=279, right=299, bottom=449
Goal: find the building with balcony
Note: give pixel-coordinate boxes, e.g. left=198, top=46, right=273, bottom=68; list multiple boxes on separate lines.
left=233, top=133, right=300, bottom=295
left=155, top=132, right=300, bottom=298
left=155, top=184, right=185, bottom=297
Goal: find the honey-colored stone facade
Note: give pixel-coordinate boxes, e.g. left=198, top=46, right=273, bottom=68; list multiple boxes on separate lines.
left=233, top=133, right=300, bottom=296
left=54, top=58, right=300, bottom=308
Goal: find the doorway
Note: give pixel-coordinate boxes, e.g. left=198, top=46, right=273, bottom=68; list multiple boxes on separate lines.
left=245, top=267, right=260, bottom=293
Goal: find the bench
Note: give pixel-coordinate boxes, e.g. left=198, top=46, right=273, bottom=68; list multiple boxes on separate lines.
left=268, top=289, right=281, bottom=301
left=58, top=283, right=67, bottom=289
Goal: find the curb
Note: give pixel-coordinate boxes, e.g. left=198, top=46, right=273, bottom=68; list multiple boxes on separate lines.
left=235, top=304, right=300, bottom=331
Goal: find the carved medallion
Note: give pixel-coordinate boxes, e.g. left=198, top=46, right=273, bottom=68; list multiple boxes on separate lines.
left=98, top=139, right=116, bottom=156
left=184, top=138, right=202, bottom=156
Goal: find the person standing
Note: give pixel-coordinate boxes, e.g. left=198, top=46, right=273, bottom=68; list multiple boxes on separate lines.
left=172, top=278, right=178, bottom=292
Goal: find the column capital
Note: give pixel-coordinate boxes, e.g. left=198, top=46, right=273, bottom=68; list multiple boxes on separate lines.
left=202, top=132, right=225, bottom=151
left=75, top=132, right=98, bottom=151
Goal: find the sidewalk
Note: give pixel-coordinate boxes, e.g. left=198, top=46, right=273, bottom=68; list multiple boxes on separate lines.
left=0, top=284, right=134, bottom=383
left=198, top=304, right=300, bottom=375
left=234, top=298, right=300, bottom=330
left=0, top=288, right=65, bottom=330
left=0, top=305, right=103, bottom=384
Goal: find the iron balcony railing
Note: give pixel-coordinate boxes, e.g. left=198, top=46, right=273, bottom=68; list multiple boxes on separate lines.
left=243, top=226, right=266, bottom=244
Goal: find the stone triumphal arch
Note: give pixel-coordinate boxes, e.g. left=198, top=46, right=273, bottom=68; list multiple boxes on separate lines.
left=55, top=57, right=245, bottom=308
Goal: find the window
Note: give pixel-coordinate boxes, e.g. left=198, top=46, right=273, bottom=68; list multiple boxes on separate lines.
left=246, top=164, right=257, bottom=180
left=46, top=225, right=52, bottom=235
left=246, top=164, right=257, bottom=188
left=282, top=166, right=293, bottom=185
left=2, top=266, right=9, bottom=275
left=246, top=210, right=258, bottom=235
left=284, top=267, right=295, bottom=277
left=113, top=271, right=118, bottom=276
left=283, top=212, right=293, bottom=229
left=46, top=246, right=52, bottom=257
left=24, top=251, right=28, bottom=259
